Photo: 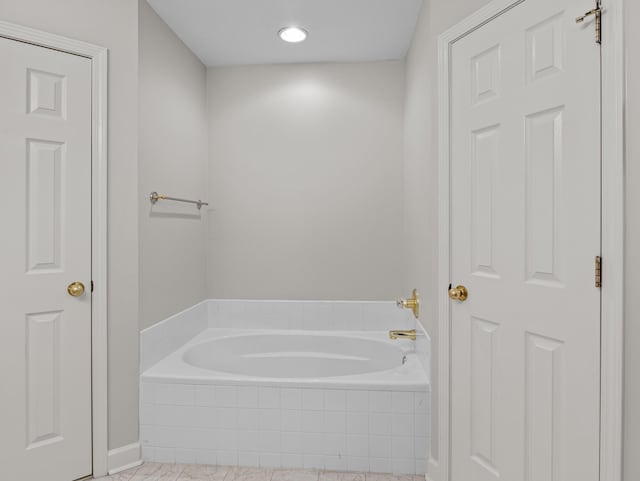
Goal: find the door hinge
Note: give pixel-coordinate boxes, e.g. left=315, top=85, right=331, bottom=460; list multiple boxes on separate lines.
left=91, top=280, right=94, bottom=293
left=595, top=256, right=602, bottom=288
left=576, top=1, right=602, bottom=44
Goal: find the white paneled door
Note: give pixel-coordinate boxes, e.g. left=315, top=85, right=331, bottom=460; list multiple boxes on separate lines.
left=449, top=1, right=601, bottom=481
left=0, top=38, right=92, bottom=480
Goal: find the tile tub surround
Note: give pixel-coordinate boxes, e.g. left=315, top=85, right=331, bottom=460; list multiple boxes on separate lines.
left=141, top=301, right=209, bottom=372
left=140, top=383, right=430, bottom=475
left=140, top=300, right=431, bottom=475
left=206, top=300, right=415, bottom=332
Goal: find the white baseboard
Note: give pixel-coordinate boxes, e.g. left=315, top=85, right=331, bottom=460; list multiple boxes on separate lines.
left=425, top=457, right=439, bottom=481
left=107, top=442, right=142, bottom=475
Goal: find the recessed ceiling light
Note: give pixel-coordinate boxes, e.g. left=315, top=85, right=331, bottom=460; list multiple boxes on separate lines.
left=278, top=26, right=308, bottom=43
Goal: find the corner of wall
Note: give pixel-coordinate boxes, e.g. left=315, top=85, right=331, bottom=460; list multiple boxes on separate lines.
left=138, top=0, right=209, bottom=331
left=107, top=442, right=143, bottom=475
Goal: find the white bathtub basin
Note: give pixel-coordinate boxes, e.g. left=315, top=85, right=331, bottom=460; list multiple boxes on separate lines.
left=142, top=328, right=428, bottom=390
left=182, top=333, right=403, bottom=378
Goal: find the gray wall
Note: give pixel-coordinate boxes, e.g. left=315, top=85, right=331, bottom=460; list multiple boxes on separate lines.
left=0, top=0, right=140, bottom=450
left=624, top=0, right=639, bottom=478
left=138, top=0, right=208, bottom=330
left=403, top=0, right=493, bottom=463
left=206, top=61, right=406, bottom=301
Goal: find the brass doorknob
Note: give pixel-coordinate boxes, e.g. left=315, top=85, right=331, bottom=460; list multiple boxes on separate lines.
left=448, top=285, right=468, bottom=301
left=67, top=282, right=85, bottom=297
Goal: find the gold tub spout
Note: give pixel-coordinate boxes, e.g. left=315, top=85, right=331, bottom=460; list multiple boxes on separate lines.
left=389, top=329, right=417, bottom=341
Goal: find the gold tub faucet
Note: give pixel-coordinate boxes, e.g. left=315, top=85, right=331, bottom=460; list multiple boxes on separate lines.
left=389, top=329, right=417, bottom=341
left=396, top=289, right=419, bottom=319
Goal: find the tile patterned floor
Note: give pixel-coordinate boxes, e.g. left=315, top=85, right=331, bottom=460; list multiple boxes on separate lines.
left=94, top=463, right=426, bottom=481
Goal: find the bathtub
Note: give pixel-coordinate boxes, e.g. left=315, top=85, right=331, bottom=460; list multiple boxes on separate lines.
left=140, top=301, right=430, bottom=475
left=143, top=329, right=427, bottom=389
left=183, top=333, right=405, bottom=379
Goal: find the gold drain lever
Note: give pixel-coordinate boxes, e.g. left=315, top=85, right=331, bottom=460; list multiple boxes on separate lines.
left=389, top=329, right=417, bottom=341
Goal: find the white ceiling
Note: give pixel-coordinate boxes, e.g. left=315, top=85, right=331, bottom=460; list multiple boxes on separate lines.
left=146, top=0, right=424, bottom=67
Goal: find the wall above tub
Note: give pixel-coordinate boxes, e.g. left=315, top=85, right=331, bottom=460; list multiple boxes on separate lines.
left=139, top=0, right=209, bottom=331
left=206, top=61, right=406, bottom=301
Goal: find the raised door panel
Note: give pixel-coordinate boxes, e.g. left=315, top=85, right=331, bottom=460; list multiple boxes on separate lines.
left=525, top=333, right=565, bottom=481
left=472, top=45, right=501, bottom=105
left=27, top=68, right=67, bottom=118
left=470, top=318, right=500, bottom=477
left=26, top=310, right=63, bottom=449
left=471, top=125, right=500, bottom=279
left=525, top=13, right=564, bottom=84
left=26, top=139, right=65, bottom=273
left=525, top=107, right=565, bottom=287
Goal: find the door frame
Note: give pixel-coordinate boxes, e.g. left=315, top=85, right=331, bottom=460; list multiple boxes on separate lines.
left=0, top=21, right=109, bottom=478
left=433, top=1, right=624, bottom=481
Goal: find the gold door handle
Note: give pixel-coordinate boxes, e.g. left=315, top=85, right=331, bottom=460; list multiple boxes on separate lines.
left=448, top=285, right=468, bottom=301
left=67, top=282, right=85, bottom=297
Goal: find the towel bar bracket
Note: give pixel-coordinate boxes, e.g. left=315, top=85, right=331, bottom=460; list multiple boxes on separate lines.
left=149, top=191, right=209, bottom=210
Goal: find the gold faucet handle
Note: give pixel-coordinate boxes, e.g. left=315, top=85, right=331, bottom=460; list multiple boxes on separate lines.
left=395, top=289, right=419, bottom=319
